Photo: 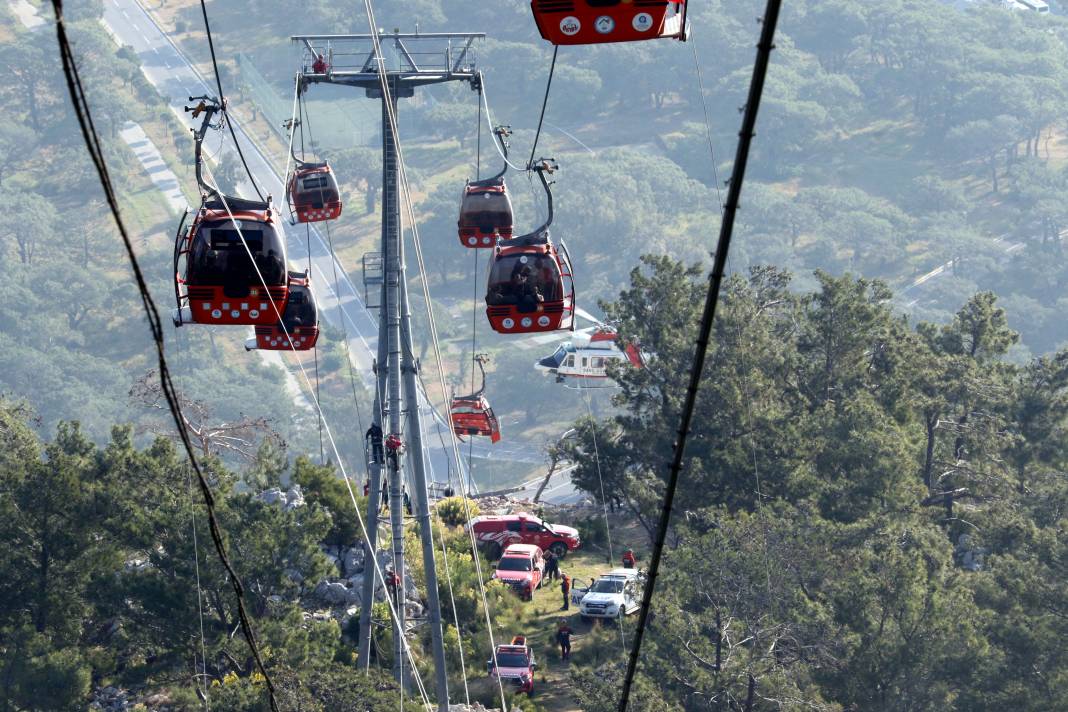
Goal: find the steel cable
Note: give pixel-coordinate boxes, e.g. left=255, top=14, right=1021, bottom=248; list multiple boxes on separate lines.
left=201, top=162, right=436, bottom=708
left=527, top=45, right=559, bottom=170
left=50, top=5, right=280, bottom=707
left=616, top=2, right=783, bottom=709
left=358, top=3, right=508, bottom=707
left=198, top=0, right=265, bottom=201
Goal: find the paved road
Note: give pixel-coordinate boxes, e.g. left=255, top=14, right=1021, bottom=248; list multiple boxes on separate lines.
left=896, top=234, right=1026, bottom=309
left=101, top=0, right=544, bottom=485
left=509, top=463, right=585, bottom=505
left=118, top=121, right=187, bottom=214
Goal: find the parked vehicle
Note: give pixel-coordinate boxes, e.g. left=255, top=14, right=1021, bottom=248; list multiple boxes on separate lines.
left=572, top=568, right=644, bottom=620
left=487, top=635, right=537, bottom=694
left=469, top=512, right=580, bottom=559
left=491, top=544, right=545, bottom=600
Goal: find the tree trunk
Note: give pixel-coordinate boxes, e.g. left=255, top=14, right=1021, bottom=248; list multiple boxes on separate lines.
left=923, top=412, right=937, bottom=490
left=209, top=590, right=231, bottom=631
left=990, top=153, right=999, bottom=193
left=35, top=540, right=49, bottom=633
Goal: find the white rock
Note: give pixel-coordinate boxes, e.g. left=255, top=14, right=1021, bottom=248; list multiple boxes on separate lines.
left=343, top=546, right=365, bottom=576
left=258, top=488, right=284, bottom=506
left=258, top=485, right=305, bottom=510
left=314, top=580, right=359, bottom=606
left=284, top=484, right=305, bottom=510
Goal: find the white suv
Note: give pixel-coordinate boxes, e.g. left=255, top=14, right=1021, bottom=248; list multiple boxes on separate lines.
left=573, top=568, right=644, bottom=620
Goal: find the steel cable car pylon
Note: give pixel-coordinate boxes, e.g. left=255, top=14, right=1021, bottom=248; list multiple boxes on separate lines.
left=458, top=124, right=514, bottom=248
left=485, top=158, right=576, bottom=334
left=450, top=354, right=501, bottom=443
left=292, top=30, right=486, bottom=710
left=172, top=97, right=289, bottom=329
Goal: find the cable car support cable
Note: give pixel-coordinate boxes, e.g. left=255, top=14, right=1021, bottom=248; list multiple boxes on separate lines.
left=617, top=2, right=783, bottom=709
left=176, top=332, right=211, bottom=710
left=465, top=82, right=482, bottom=485
left=526, top=45, right=559, bottom=170
left=197, top=0, right=265, bottom=201
left=199, top=139, right=444, bottom=708
left=358, top=2, right=508, bottom=707
left=575, top=376, right=627, bottom=656
left=690, top=18, right=774, bottom=598
left=293, top=89, right=327, bottom=463
left=477, top=76, right=527, bottom=174
left=50, top=5, right=280, bottom=707
left=201, top=161, right=437, bottom=709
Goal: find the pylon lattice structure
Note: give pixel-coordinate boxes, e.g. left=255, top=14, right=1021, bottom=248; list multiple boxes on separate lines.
left=292, top=30, right=484, bottom=712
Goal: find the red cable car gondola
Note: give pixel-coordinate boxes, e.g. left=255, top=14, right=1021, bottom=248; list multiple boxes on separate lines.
left=173, top=198, right=289, bottom=327
left=172, top=98, right=289, bottom=328
left=531, top=1, right=687, bottom=46
left=450, top=355, right=501, bottom=443
left=458, top=126, right=514, bottom=248
left=245, top=273, right=320, bottom=352
left=288, top=160, right=342, bottom=224
left=485, top=161, right=575, bottom=334
left=458, top=180, right=513, bottom=248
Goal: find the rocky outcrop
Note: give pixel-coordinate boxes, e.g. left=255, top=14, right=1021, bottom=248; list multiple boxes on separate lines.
left=313, top=579, right=361, bottom=606
left=257, top=484, right=305, bottom=511
left=343, top=545, right=365, bottom=576
left=90, top=686, right=132, bottom=711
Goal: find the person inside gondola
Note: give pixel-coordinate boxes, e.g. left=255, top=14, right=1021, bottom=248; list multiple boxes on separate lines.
left=312, top=53, right=329, bottom=74
left=533, top=256, right=560, bottom=301
left=514, top=267, right=544, bottom=312
left=259, top=249, right=285, bottom=285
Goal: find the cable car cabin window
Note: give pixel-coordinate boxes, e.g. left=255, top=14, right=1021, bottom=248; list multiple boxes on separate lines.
left=486, top=254, right=562, bottom=310
left=296, top=174, right=339, bottom=203
left=461, top=192, right=511, bottom=228
left=282, top=286, right=317, bottom=330
left=301, top=175, right=328, bottom=191
left=189, top=219, right=286, bottom=289
left=210, top=229, right=262, bottom=251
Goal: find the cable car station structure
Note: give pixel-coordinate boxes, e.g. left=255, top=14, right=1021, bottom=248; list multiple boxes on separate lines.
left=291, top=30, right=485, bottom=711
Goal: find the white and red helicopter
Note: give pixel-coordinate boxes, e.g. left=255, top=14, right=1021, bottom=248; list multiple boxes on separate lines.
left=534, top=309, right=642, bottom=386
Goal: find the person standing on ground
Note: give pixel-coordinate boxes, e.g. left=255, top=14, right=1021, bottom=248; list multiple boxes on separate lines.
left=622, top=548, right=636, bottom=569
left=560, top=572, right=571, bottom=611
left=556, top=620, right=574, bottom=661
left=544, top=549, right=559, bottom=581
